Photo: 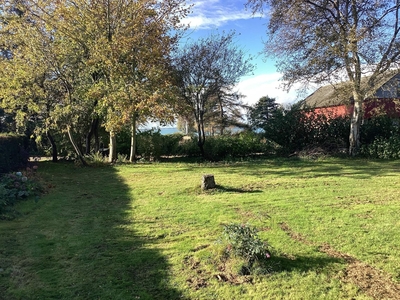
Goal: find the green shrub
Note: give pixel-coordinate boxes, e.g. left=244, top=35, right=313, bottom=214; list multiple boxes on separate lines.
left=361, top=135, right=400, bottom=159
left=161, top=133, right=185, bottom=156
left=361, top=116, right=400, bottom=145
left=0, top=134, right=29, bottom=175
left=257, top=104, right=350, bottom=155
left=220, top=223, right=272, bottom=275
left=84, top=152, right=107, bottom=166
left=117, top=128, right=272, bottom=161
left=136, top=129, right=163, bottom=160
left=176, top=135, right=201, bottom=157
left=0, top=168, right=43, bottom=219
left=116, top=153, right=128, bottom=164
left=204, top=132, right=273, bottom=161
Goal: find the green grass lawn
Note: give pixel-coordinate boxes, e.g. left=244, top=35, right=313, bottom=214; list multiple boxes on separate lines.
left=2, top=158, right=400, bottom=299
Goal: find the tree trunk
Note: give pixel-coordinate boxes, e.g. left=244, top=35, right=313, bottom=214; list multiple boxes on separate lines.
left=219, top=98, right=225, bottom=135
left=109, top=131, right=117, bottom=163
left=46, top=130, right=58, bottom=162
left=67, top=126, right=87, bottom=166
left=85, top=117, right=99, bottom=155
left=129, top=114, right=137, bottom=162
left=349, top=96, right=363, bottom=156
left=93, top=118, right=100, bottom=153
left=196, top=114, right=206, bottom=157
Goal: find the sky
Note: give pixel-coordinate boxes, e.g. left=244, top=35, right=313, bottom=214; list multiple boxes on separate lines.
left=181, top=0, right=303, bottom=106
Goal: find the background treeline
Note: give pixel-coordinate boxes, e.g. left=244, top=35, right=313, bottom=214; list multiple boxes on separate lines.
left=1, top=0, right=400, bottom=165
left=2, top=95, right=400, bottom=167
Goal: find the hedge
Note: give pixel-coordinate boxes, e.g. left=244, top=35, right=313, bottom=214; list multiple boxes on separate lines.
left=0, top=134, right=29, bottom=175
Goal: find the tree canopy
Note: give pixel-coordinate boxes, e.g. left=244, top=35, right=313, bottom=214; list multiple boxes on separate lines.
left=247, top=0, right=400, bottom=155
left=173, top=31, right=254, bottom=157
left=247, top=96, right=278, bottom=131
left=0, top=0, right=188, bottom=162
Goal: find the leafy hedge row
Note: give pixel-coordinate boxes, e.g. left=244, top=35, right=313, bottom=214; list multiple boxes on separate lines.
left=116, top=129, right=273, bottom=161
left=0, top=134, right=29, bottom=175
left=359, top=116, right=400, bottom=158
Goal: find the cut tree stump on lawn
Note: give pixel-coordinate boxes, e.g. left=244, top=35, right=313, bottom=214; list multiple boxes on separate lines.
left=202, top=174, right=216, bottom=190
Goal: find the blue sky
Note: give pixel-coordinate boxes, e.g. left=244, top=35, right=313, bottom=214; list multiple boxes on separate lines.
left=181, top=0, right=301, bottom=105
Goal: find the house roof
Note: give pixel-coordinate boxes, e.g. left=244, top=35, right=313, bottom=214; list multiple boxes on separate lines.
left=302, top=82, right=352, bottom=108
left=301, top=71, right=400, bottom=108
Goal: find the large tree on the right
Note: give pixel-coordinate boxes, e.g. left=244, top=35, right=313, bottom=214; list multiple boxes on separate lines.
left=247, top=0, right=400, bottom=155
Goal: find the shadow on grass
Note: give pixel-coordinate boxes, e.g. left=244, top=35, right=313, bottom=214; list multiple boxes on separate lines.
left=275, top=256, right=343, bottom=272
left=0, top=161, right=184, bottom=300
left=271, top=254, right=343, bottom=274
left=213, top=157, right=400, bottom=180
left=157, top=155, right=400, bottom=181
left=214, top=184, right=263, bottom=194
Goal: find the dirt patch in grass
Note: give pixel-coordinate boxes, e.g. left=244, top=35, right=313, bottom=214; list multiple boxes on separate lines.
left=280, top=222, right=400, bottom=300
left=183, top=255, right=210, bottom=290
left=279, top=222, right=313, bottom=245
left=182, top=252, right=255, bottom=290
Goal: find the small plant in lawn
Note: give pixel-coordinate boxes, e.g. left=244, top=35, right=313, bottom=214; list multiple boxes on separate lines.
left=221, top=223, right=272, bottom=275
left=85, top=152, right=107, bottom=166
left=0, top=168, right=44, bottom=219
left=116, top=153, right=128, bottom=164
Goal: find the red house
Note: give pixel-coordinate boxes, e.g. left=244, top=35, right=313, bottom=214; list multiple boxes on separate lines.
left=302, top=73, right=400, bottom=119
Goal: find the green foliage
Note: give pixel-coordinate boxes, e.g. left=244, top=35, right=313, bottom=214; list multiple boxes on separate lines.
left=222, top=223, right=271, bottom=274
left=259, top=104, right=350, bottom=155
left=247, top=96, right=279, bottom=130
left=84, top=152, right=107, bottom=166
left=117, top=128, right=188, bottom=161
left=176, top=135, right=201, bottom=157
left=116, top=153, right=128, bottom=164
left=0, top=134, right=29, bottom=174
left=0, top=109, right=15, bottom=133
left=162, top=133, right=186, bottom=157
left=0, top=168, right=43, bottom=219
left=204, top=131, right=272, bottom=160
left=136, top=129, right=164, bottom=160
left=132, top=130, right=272, bottom=161
left=358, top=116, right=400, bottom=159
left=360, top=116, right=400, bottom=145
left=360, top=136, right=400, bottom=159
left=0, top=0, right=188, bottom=161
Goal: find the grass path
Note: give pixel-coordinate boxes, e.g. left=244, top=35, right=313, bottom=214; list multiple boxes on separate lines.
left=1, top=158, right=400, bottom=299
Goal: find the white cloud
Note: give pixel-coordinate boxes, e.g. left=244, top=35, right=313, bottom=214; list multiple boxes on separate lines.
left=237, top=73, right=304, bottom=106
left=183, top=0, right=262, bottom=30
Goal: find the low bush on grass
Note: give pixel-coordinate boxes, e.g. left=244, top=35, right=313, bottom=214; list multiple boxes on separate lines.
left=84, top=152, right=107, bottom=166
left=0, top=168, right=43, bottom=219
left=218, top=223, right=272, bottom=275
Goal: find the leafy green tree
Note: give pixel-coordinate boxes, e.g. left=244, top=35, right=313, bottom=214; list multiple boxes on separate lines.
left=205, top=90, right=247, bottom=135
left=0, top=0, right=188, bottom=163
left=247, top=0, right=400, bottom=155
left=247, top=96, right=278, bottom=131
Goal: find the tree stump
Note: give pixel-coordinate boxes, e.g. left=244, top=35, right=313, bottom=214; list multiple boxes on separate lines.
left=202, top=174, right=216, bottom=190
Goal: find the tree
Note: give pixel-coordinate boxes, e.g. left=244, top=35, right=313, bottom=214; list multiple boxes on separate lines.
left=0, top=0, right=188, bottom=163
left=247, top=96, right=278, bottom=131
left=205, top=90, right=248, bottom=135
left=0, top=0, right=98, bottom=164
left=247, top=0, right=400, bottom=155
left=49, top=0, right=188, bottom=162
left=174, top=32, right=254, bottom=157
